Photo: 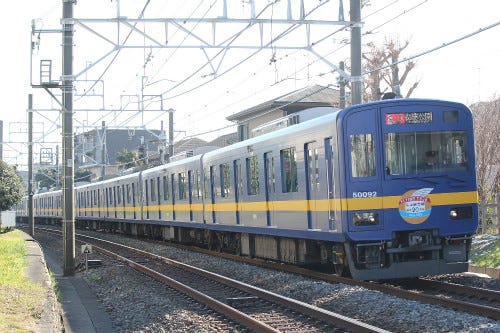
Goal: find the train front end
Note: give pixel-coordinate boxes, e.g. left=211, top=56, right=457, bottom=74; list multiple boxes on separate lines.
left=340, top=99, right=478, bottom=280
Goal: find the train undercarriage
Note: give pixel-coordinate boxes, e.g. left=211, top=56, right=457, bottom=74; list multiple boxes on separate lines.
left=22, top=217, right=472, bottom=280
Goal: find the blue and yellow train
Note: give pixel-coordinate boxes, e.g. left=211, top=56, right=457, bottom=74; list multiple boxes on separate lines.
left=17, top=98, right=478, bottom=280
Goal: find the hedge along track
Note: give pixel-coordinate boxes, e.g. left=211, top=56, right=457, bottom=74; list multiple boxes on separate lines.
left=38, top=227, right=389, bottom=333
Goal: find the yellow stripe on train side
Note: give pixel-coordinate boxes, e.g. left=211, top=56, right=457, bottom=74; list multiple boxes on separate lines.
left=69, top=191, right=478, bottom=216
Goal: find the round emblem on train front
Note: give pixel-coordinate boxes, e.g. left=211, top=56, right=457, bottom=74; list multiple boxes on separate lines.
left=398, top=188, right=434, bottom=224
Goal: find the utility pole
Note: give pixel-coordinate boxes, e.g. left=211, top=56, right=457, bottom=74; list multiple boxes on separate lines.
left=62, top=0, right=75, bottom=276
left=28, top=94, right=34, bottom=237
left=339, top=61, right=346, bottom=109
left=168, top=109, right=174, bottom=162
left=101, top=121, right=106, bottom=180
left=350, top=0, right=362, bottom=105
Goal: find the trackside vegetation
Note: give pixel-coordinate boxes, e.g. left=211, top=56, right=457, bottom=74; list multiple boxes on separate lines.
left=0, top=229, right=45, bottom=332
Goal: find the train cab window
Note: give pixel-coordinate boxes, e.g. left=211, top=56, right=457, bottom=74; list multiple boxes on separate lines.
left=178, top=172, right=187, bottom=200
left=220, top=163, right=231, bottom=198
left=162, top=176, right=169, bottom=201
left=246, top=156, right=259, bottom=195
left=385, top=131, right=468, bottom=175
left=350, top=134, right=376, bottom=178
left=281, top=147, right=298, bottom=193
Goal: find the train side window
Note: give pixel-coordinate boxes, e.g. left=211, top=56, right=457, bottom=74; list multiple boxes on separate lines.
left=220, top=163, right=231, bottom=198
left=281, top=147, right=298, bottom=193
left=350, top=134, right=376, bottom=178
left=162, top=175, right=169, bottom=200
left=178, top=172, right=186, bottom=200
left=246, top=156, right=259, bottom=195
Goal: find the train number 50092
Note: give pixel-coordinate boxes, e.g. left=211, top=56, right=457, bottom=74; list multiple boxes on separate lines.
left=352, top=191, right=377, bottom=198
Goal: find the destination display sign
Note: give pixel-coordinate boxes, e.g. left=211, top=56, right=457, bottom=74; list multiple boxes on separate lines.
left=385, top=112, right=433, bottom=125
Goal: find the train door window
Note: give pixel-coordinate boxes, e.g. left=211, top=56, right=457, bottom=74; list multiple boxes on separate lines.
left=188, top=171, right=193, bottom=200
left=156, top=177, right=161, bottom=204
left=131, top=183, right=136, bottom=219
left=150, top=178, right=156, bottom=202
left=178, top=172, right=186, bottom=200
left=280, top=147, right=298, bottom=193
left=220, top=163, right=231, bottom=198
left=194, top=170, right=201, bottom=198
left=306, top=144, right=320, bottom=192
left=145, top=180, right=149, bottom=205
left=171, top=174, right=176, bottom=202
left=246, top=156, right=259, bottom=195
left=126, top=184, right=131, bottom=204
left=350, top=134, right=376, bottom=177
left=204, top=168, right=210, bottom=200
left=117, top=186, right=122, bottom=205
left=211, top=167, right=219, bottom=197
left=162, top=175, right=169, bottom=201
left=234, top=160, right=243, bottom=197
left=265, top=153, right=275, bottom=193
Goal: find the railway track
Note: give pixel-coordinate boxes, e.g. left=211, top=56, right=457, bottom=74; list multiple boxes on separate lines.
left=129, top=230, right=500, bottom=321
left=38, top=227, right=388, bottom=333
left=129, top=232, right=500, bottom=321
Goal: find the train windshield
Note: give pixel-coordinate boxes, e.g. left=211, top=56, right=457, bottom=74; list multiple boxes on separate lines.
left=385, top=131, right=468, bottom=175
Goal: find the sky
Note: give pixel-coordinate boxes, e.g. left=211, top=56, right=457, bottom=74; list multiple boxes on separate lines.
left=1, top=0, right=499, bottom=169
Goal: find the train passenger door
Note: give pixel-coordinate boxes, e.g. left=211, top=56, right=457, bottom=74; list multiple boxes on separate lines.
left=233, top=160, right=242, bottom=224
left=305, top=142, right=325, bottom=230
left=343, top=108, right=383, bottom=232
left=264, top=152, right=276, bottom=227
left=324, top=138, right=337, bottom=231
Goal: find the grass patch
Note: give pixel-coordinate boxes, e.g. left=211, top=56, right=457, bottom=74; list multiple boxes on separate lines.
left=0, top=229, right=45, bottom=332
left=471, top=235, right=500, bottom=268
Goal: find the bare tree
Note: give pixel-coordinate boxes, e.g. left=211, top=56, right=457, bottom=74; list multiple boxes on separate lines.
left=361, top=37, right=419, bottom=102
left=470, top=97, right=500, bottom=199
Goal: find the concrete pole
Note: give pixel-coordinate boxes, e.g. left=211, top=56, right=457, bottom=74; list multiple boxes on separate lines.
left=168, top=109, right=174, bottom=162
left=28, top=94, right=34, bottom=236
left=350, top=0, right=362, bottom=105
left=339, top=61, right=346, bottom=109
left=62, top=0, right=75, bottom=276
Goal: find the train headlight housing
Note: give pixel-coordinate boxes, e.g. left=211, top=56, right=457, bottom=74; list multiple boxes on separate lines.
left=449, top=206, right=473, bottom=220
left=353, top=212, right=379, bottom=226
